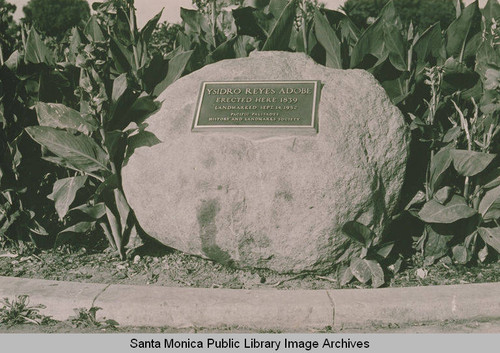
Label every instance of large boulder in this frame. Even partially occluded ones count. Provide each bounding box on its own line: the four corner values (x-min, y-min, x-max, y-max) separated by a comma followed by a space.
122, 51, 409, 272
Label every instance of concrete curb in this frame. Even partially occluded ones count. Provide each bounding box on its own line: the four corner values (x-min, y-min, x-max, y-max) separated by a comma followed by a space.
1, 276, 499, 330
328, 282, 500, 329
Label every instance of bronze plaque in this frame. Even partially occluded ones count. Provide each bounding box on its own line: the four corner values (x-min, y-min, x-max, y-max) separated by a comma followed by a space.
192, 81, 320, 132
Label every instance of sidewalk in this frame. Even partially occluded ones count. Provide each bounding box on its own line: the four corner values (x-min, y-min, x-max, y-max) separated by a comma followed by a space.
1, 276, 499, 330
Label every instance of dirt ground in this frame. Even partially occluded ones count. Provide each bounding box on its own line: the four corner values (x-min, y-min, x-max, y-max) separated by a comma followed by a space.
1, 242, 499, 291
1, 318, 500, 334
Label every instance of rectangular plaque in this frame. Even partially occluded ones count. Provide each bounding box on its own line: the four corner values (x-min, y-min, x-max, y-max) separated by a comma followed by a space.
192, 81, 320, 133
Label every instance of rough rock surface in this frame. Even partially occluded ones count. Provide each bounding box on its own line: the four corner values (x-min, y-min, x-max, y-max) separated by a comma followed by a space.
122, 51, 409, 272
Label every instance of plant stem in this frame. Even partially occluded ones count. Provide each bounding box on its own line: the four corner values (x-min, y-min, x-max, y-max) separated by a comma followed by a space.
464, 176, 470, 200
129, 4, 140, 71
211, 0, 217, 48
301, 1, 308, 53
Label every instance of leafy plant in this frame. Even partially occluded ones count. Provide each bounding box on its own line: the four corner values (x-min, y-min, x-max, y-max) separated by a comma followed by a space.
0, 295, 53, 325
69, 306, 118, 329
14, 0, 195, 259
339, 221, 397, 288
1, 26, 62, 249
404, 0, 500, 266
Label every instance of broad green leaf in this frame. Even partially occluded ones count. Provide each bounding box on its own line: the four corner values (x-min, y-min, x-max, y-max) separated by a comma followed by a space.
42, 156, 85, 173
153, 50, 193, 97
180, 8, 202, 36
479, 185, 500, 217
478, 245, 488, 262
109, 35, 133, 73
125, 95, 160, 126
141, 10, 163, 43
85, 16, 105, 42
342, 221, 375, 247
376, 242, 394, 259
114, 7, 134, 47
5, 50, 20, 71
350, 17, 387, 68
26, 218, 48, 236
70, 203, 106, 219
349, 257, 371, 284
461, 32, 482, 63
114, 188, 132, 236
24, 28, 54, 65
477, 227, 500, 253
464, 231, 478, 254
25, 126, 109, 173
140, 55, 169, 93
262, 0, 297, 51
0, 209, 21, 234
418, 194, 476, 223
108, 75, 140, 131
112, 74, 129, 103
429, 149, 453, 194
383, 22, 407, 71
452, 245, 469, 264
445, 1, 481, 62
433, 186, 454, 205
442, 126, 462, 143
450, 149, 496, 177
413, 23, 444, 75
68, 27, 86, 65
58, 221, 95, 237
423, 224, 453, 262
365, 259, 385, 288
321, 8, 347, 28
105, 204, 123, 255
232, 7, 267, 39
269, 0, 288, 18
484, 200, 500, 221
340, 266, 354, 286
339, 16, 360, 46
35, 102, 97, 135
404, 190, 426, 210
208, 37, 239, 63
104, 131, 127, 167
314, 9, 342, 69
124, 130, 161, 165
93, 175, 119, 202
48, 176, 88, 220
350, 1, 399, 68
381, 74, 412, 104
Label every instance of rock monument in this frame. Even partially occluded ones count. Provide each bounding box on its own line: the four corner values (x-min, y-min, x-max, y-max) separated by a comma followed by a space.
122, 51, 409, 272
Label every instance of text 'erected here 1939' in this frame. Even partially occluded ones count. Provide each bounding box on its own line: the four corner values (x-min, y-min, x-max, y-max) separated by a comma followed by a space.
192, 81, 320, 133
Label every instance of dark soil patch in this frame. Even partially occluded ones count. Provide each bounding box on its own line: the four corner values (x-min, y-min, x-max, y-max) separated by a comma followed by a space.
0, 243, 499, 290
2, 318, 500, 334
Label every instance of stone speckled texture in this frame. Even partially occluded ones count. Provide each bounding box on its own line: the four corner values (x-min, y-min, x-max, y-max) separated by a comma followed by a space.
122, 51, 409, 272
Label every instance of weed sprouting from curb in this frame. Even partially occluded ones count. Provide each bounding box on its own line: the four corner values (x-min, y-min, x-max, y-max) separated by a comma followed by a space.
69, 283, 119, 330
69, 306, 119, 330
0, 295, 54, 326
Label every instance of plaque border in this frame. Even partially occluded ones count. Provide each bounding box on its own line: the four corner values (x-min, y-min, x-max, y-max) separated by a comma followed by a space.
192, 80, 320, 132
